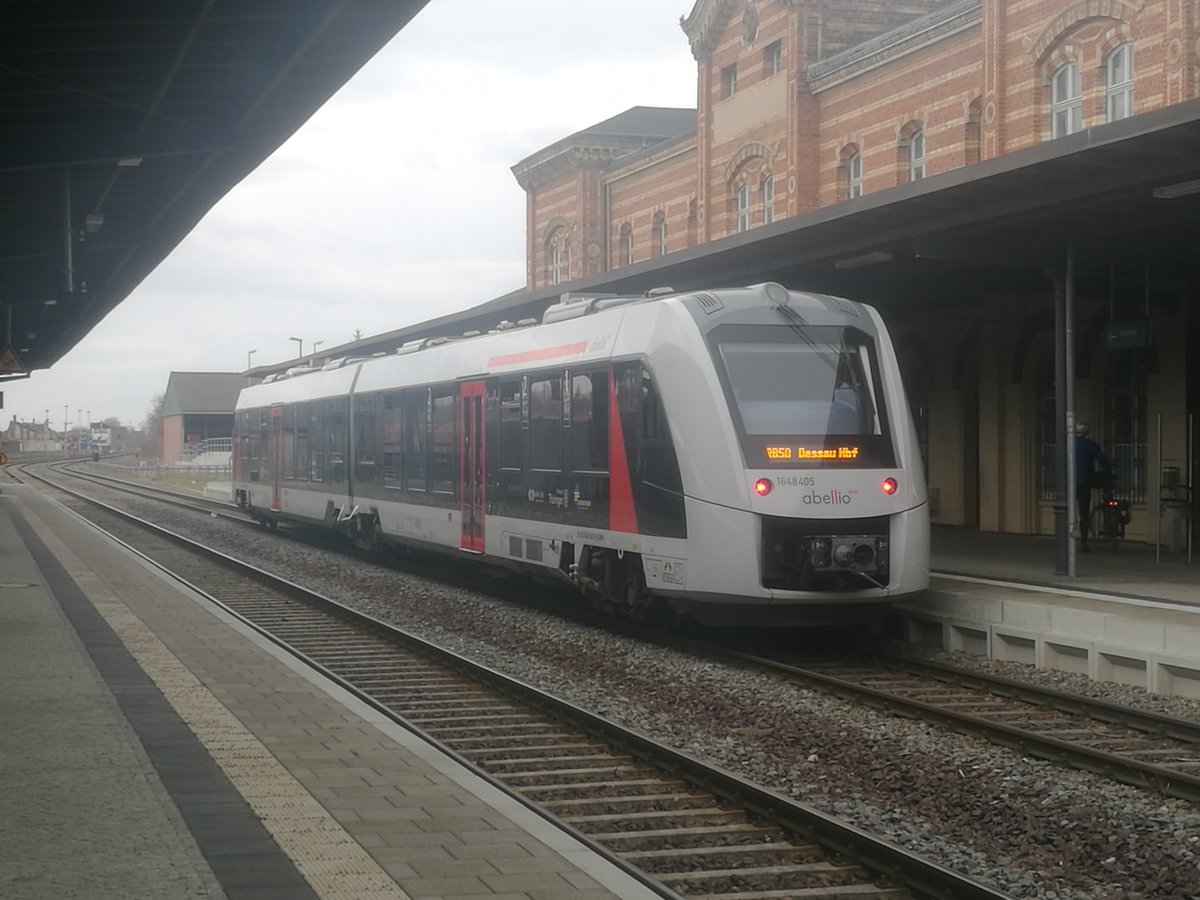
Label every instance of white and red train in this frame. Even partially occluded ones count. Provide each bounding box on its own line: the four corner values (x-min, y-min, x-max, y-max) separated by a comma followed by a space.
233, 283, 929, 626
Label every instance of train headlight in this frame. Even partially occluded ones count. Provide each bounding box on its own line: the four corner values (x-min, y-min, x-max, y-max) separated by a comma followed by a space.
754, 478, 773, 496
881, 477, 898, 495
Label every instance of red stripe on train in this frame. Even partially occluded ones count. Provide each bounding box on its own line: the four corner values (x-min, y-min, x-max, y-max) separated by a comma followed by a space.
607, 372, 638, 534
487, 341, 588, 368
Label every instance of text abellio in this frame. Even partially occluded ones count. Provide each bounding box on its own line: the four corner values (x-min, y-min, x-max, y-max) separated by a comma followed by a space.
803, 490, 852, 505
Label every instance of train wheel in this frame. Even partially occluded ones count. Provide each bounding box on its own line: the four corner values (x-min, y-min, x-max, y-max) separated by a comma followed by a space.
621, 562, 647, 621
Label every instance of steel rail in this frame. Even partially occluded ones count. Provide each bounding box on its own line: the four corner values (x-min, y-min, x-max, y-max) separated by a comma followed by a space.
16, 461, 1010, 900
691, 641, 1200, 804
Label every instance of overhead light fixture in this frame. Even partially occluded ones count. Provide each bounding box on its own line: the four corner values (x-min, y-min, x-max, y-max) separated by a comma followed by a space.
1152, 178, 1200, 199
118, 157, 143, 167
85, 213, 104, 233
835, 250, 893, 269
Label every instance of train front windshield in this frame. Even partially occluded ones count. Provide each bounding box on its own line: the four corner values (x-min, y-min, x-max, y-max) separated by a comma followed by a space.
712, 324, 896, 468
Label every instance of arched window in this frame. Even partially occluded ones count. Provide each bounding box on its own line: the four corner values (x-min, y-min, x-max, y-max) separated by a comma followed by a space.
1106, 43, 1134, 122
906, 128, 925, 182
761, 174, 774, 225
841, 146, 863, 200
652, 212, 667, 257
735, 184, 750, 232
619, 223, 633, 267
1051, 62, 1082, 137
545, 227, 569, 286
965, 98, 982, 164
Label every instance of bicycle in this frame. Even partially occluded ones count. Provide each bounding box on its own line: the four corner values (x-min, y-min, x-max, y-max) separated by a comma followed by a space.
1089, 484, 1131, 553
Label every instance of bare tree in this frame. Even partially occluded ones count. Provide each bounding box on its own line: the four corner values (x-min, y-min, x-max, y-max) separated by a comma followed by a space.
141, 393, 164, 460
353, 328, 363, 341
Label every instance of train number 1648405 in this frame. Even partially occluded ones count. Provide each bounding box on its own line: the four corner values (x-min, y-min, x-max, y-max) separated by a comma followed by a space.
776, 475, 816, 487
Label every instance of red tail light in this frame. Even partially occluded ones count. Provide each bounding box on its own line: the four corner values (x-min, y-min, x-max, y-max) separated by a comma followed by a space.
881, 477, 898, 495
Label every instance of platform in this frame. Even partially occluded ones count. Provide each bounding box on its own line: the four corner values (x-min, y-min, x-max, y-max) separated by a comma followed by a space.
893, 524, 1200, 699
0, 482, 660, 900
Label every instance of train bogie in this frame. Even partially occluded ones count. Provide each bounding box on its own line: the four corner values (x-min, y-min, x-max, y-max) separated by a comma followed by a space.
233, 283, 929, 627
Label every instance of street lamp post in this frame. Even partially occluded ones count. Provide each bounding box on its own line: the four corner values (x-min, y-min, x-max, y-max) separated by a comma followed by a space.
310, 340, 324, 364
247, 349, 257, 386
289, 336, 302, 359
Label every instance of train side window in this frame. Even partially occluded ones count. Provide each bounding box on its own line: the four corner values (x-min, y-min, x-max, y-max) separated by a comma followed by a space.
571, 371, 609, 472
529, 374, 563, 471
326, 397, 347, 484
356, 395, 379, 486
282, 404, 296, 479
295, 403, 309, 481
256, 409, 268, 476
403, 388, 428, 491
430, 387, 456, 494
309, 402, 324, 483
382, 391, 403, 488
498, 377, 523, 471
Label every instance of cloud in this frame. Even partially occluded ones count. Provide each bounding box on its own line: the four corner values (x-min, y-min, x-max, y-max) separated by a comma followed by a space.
6, 0, 696, 430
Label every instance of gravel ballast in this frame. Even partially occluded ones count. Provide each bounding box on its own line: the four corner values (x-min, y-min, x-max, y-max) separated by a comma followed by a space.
96, 492, 1200, 900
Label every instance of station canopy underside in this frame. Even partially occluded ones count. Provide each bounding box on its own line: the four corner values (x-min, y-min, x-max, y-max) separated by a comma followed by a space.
0, 0, 428, 382
332, 97, 1200, 364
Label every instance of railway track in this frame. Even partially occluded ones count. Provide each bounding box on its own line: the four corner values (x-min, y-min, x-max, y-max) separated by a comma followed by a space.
12, 462, 1007, 900
33, 462, 1200, 805
57, 461, 243, 518
697, 640, 1200, 803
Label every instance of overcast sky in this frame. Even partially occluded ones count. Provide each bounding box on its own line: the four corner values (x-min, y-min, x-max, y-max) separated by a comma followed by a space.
6, 0, 697, 432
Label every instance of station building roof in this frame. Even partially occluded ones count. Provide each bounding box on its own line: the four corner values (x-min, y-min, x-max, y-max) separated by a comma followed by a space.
314, 95, 1200, 368
162, 372, 248, 417
0, 0, 429, 382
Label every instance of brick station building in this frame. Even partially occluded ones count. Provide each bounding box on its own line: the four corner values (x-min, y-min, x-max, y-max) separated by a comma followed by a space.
506, 0, 1200, 547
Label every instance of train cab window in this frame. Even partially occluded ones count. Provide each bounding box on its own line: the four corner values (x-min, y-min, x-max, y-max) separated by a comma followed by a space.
639, 368, 683, 494
570, 371, 609, 472
498, 378, 523, 471
403, 389, 428, 491
711, 324, 895, 468
238, 410, 257, 481
529, 374, 563, 471
430, 388, 456, 494
382, 391, 403, 488
356, 395, 379, 486
308, 402, 324, 482
642, 371, 669, 440
282, 404, 296, 479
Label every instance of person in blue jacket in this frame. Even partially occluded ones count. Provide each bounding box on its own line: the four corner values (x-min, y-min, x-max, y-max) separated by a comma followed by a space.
1075, 420, 1112, 551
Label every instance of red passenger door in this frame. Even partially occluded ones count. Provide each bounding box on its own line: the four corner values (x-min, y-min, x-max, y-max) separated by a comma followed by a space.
459, 381, 486, 552
269, 405, 283, 511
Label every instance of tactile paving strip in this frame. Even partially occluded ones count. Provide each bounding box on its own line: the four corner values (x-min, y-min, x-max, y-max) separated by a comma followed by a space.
27, 507, 414, 900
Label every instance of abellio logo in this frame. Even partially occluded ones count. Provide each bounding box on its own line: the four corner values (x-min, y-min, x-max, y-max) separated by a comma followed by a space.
803, 489, 853, 506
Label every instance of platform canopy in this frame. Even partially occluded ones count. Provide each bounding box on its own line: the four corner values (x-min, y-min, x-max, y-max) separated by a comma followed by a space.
0, 0, 429, 382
